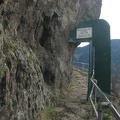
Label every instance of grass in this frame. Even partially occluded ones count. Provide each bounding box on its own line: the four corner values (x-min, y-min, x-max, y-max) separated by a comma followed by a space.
73, 67, 88, 76
68, 77, 75, 92
40, 105, 54, 120
103, 109, 111, 120
60, 76, 76, 100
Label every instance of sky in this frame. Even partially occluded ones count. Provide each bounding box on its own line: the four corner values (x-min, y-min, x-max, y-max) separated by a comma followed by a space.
79, 0, 120, 47
100, 0, 120, 39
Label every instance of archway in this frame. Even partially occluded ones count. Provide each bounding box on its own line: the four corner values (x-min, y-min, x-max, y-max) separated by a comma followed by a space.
69, 19, 111, 98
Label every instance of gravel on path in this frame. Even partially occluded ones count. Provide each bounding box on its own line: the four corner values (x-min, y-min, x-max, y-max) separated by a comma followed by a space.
52, 68, 96, 120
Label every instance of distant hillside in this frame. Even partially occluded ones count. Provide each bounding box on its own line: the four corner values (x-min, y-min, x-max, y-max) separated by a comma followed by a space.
73, 39, 120, 70
111, 40, 120, 68
73, 45, 89, 63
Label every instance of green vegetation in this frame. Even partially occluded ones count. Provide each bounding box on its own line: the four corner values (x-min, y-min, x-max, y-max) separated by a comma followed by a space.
40, 105, 54, 120
0, 67, 3, 76
80, 71, 88, 76
67, 77, 75, 92
60, 90, 67, 99
60, 76, 76, 100
103, 109, 111, 120
74, 68, 88, 76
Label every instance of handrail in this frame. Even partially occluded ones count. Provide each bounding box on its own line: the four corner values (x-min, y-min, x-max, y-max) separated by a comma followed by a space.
89, 83, 98, 118
89, 78, 120, 120
90, 78, 110, 102
73, 61, 120, 119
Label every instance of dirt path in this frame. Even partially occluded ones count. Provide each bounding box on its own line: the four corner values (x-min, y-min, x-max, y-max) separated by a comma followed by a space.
52, 68, 96, 120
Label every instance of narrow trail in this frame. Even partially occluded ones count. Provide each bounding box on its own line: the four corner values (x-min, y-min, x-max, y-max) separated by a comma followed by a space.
52, 68, 96, 120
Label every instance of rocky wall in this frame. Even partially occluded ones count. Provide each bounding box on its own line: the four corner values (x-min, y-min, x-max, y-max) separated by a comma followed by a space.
0, 0, 102, 120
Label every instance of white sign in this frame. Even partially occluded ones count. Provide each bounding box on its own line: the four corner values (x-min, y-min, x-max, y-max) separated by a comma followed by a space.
76, 27, 92, 39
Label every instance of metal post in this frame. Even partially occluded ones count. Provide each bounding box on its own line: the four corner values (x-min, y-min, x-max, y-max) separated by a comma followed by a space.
98, 102, 109, 120
98, 108, 103, 120
93, 79, 97, 105
89, 40, 93, 80
87, 40, 93, 99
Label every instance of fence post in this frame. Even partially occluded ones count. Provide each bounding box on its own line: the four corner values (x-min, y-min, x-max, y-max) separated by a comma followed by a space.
98, 102, 109, 120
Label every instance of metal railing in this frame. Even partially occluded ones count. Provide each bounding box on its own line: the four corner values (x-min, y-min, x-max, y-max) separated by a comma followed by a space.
73, 61, 120, 119
89, 72, 120, 120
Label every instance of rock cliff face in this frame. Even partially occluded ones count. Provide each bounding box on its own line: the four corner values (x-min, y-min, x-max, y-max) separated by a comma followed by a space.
0, 0, 102, 120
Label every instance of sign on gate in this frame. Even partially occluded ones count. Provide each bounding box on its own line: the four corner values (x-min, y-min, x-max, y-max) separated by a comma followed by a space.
76, 27, 92, 39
